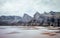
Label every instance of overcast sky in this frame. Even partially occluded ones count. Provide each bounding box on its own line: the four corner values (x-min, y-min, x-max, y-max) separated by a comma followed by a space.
0, 0, 60, 17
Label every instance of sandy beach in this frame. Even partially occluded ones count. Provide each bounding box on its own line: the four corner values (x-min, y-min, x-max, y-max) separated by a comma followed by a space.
0, 26, 60, 38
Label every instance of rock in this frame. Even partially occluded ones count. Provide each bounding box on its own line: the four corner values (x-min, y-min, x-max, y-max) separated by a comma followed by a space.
42, 32, 56, 36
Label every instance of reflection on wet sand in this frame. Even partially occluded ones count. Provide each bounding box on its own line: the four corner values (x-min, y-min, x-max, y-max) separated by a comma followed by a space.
0, 26, 60, 38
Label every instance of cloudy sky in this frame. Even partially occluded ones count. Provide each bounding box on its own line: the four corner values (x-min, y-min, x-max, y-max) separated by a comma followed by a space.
0, 0, 60, 17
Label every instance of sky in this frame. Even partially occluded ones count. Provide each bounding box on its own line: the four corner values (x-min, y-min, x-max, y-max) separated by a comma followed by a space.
0, 0, 60, 17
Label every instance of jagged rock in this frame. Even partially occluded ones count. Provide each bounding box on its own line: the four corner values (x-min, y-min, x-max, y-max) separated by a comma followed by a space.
22, 14, 32, 23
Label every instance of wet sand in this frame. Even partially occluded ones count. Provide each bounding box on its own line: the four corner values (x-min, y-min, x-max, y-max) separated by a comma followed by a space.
0, 26, 60, 38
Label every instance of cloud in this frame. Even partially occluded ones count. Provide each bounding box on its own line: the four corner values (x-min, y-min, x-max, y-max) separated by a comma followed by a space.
0, 0, 60, 16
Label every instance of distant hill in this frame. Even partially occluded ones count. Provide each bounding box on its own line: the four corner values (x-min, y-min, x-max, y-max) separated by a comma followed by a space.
0, 11, 60, 25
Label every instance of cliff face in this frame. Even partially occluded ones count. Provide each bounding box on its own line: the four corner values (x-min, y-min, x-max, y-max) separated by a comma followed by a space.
22, 14, 32, 23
